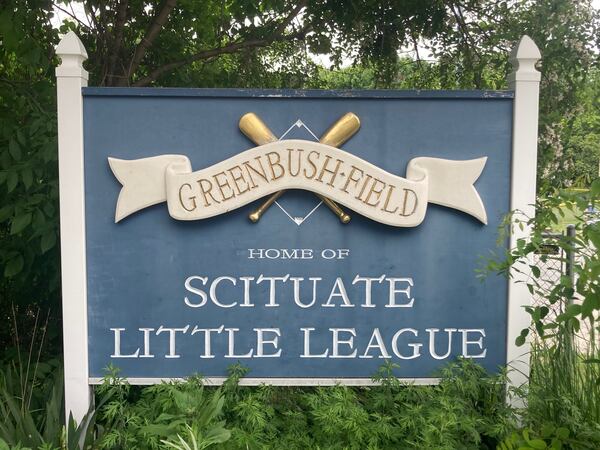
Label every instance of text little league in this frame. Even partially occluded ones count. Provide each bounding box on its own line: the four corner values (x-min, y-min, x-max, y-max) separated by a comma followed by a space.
108, 248, 488, 363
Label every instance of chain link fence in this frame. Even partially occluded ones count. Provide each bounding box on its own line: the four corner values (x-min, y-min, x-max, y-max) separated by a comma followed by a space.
533, 227, 597, 351
532, 231, 565, 318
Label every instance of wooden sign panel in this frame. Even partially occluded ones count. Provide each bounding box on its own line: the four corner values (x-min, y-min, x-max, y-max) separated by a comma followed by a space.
83, 88, 511, 381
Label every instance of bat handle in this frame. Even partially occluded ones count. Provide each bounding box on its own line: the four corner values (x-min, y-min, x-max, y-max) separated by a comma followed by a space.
318, 194, 351, 224
249, 190, 285, 222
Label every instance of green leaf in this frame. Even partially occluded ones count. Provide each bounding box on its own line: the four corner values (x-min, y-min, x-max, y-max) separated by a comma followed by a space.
33, 208, 45, 229
7, 171, 18, 192
0, 205, 12, 222
588, 229, 600, 250
41, 230, 56, 253
527, 439, 548, 449
515, 335, 526, 346
540, 424, 554, 438
555, 427, 569, 440
22, 168, 33, 189
10, 212, 32, 234
9, 137, 21, 161
16, 129, 26, 146
531, 266, 541, 278
43, 202, 55, 217
591, 178, 600, 197
564, 303, 581, 318
581, 295, 596, 318
4, 254, 24, 277
527, 283, 534, 294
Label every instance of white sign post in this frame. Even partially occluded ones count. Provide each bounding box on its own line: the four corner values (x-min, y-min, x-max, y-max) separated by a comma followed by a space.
506, 35, 542, 407
56, 31, 91, 423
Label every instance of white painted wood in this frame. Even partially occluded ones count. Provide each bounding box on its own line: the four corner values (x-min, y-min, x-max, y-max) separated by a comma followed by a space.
55, 31, 90, 424
506, 35, 542, 407
88, 377, 441, 386
109, 145, 488, 226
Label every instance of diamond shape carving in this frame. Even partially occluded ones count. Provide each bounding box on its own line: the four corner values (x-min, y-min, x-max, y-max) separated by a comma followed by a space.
273, 120, 323, 226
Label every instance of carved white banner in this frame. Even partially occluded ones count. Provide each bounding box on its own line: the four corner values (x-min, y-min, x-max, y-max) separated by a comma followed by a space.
109, 139, 487, 227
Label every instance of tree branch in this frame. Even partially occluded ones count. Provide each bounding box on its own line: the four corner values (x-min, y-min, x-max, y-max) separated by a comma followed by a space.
120, 0, 178, 86
132, 3, 309, 87
132, 34, 300, 87
274, 0, 306, 34
107, 0, 129, 85
52, 2, 91, 30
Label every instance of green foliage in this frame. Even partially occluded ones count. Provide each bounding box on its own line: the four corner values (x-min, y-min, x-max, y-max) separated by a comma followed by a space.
322, 1, 600, 187
0, 358, 518, 449
0, 359, 62, 448
196, 360, 511, 449
521, 338, 600, 449
94, 367, 230, 450
0, 0, 62, 355
484, 182, 600, 449
487, 184, 600, 336
499, 426, 572, 450
0, 354, 595, 449
560, 70, 600, 188
161, 424, 230, 450
0, 358, 108, 450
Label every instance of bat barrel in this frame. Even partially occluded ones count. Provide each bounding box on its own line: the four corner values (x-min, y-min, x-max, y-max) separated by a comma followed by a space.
239, 113, 278, 145
320, 112, 361, 148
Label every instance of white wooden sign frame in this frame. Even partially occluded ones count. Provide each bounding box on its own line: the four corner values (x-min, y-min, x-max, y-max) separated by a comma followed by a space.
55, 32, 541, 422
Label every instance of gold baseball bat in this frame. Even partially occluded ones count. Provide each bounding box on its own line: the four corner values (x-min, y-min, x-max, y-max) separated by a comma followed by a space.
241, 112, 360, 223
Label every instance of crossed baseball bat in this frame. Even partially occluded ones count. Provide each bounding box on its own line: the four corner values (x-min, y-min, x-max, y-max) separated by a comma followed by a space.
239, 112, 361, 223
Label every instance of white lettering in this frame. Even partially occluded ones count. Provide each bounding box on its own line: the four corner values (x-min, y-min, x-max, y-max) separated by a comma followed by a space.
110, 328, 140, 358
300, 327, 329, 358
330, 328, 357, 358
184, 276, 208, 308
256, 274, 290, 307
426, 328, 457, 360
386, 277, 414, 307
391, 328, 422, 359
254, 328, 282, 357
156, 325, 190, 358
290, 276, 321, 308
224, 328, 253, 358
459, 329, 487, 358
322, 277, 353, 307
360, 328, 391, 359
352, 274, 385, 308
191, 325, 224, 358
209, 276, 238, 308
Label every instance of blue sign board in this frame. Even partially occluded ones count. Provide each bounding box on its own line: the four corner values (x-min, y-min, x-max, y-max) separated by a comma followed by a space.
83, 88, 513, 381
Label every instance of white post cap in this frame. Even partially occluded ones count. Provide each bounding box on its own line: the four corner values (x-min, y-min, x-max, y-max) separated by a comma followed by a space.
56, 31, 88, 79
508, 35, 541, 85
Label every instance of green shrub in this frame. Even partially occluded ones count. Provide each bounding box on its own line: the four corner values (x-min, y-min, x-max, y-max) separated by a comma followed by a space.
94, 368, 230, 450
89, 359, 513, 450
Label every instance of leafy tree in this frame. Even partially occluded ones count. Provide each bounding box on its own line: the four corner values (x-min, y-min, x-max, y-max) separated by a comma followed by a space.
0, 0, 61, 354
419, 0, 600, 188
558, 68, 600, 187
55, 0, 451, 88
